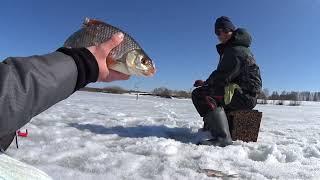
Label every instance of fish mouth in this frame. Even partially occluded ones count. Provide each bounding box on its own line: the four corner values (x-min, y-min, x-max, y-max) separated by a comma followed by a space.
143, 68, 156, 76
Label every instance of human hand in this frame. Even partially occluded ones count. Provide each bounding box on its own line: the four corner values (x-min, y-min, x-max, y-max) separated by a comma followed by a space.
87, 32, 130, 82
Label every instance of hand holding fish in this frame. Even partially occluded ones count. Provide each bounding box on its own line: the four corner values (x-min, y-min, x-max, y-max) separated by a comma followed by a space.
65, 18, 156, 77
87, 32, 130, 82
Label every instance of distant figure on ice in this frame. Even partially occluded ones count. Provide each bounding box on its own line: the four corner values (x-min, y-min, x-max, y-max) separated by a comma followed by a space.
192, 16, 262, 147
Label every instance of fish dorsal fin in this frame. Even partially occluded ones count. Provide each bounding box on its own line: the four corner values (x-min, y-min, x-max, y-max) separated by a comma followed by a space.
83, 17, 106, 27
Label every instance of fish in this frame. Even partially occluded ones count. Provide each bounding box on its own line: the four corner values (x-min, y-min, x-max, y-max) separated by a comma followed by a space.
64, 17, 156, 77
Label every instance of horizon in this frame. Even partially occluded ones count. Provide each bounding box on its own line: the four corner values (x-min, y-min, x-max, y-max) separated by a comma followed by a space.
85, 86, 320, 94
1, 0, 319, 92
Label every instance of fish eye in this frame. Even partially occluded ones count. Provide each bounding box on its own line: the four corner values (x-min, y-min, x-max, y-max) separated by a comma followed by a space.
141, 57, 150, 66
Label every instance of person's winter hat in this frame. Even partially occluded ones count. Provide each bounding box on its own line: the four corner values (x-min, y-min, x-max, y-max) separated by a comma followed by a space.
215, 16, 236, 35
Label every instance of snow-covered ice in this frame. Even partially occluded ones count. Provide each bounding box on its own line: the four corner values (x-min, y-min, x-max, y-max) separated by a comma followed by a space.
6, 91, 320, 179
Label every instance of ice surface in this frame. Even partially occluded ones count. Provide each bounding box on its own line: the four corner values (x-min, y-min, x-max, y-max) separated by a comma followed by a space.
6, 92, 320, 180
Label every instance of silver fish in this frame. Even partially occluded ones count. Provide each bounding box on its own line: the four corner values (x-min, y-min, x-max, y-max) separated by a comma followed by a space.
64, 18, 156, 77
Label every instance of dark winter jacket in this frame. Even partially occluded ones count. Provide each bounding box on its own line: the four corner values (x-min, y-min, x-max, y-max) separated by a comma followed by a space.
205, 28, 262, 97
0, 48, 98, 151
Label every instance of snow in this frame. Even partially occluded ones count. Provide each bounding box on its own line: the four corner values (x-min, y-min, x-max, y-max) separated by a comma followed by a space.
6, 91, 320, 180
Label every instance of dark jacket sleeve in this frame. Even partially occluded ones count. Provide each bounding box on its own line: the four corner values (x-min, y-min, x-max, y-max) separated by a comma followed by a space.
0, 49, 98, 138
205, 48, 241, 89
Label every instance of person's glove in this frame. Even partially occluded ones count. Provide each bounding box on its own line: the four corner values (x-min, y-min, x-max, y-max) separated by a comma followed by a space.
193, 80, 205, 87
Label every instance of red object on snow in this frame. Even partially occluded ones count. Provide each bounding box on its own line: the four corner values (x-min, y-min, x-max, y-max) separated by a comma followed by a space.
17, 129, 28, 137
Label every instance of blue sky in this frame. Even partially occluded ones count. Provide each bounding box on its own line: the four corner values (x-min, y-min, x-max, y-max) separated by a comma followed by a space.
0, 0, 319, 92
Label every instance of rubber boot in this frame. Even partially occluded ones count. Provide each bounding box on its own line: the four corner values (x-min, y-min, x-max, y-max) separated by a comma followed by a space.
199, 122, 210, 132
199, 107, 233, 147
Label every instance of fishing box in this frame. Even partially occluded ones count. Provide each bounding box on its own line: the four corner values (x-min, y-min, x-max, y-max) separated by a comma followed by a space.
226, 110, 262, 142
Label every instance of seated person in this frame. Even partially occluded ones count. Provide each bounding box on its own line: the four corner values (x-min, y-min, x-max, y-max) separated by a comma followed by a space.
192, 16, 262, 147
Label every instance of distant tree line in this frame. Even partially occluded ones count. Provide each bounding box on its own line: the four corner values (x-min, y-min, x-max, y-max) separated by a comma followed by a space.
81, 87, 319, 102
152, 87, 191, 99
80, 86, 192, 99
258, 88, 320, 101
80, 86, 128, 94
